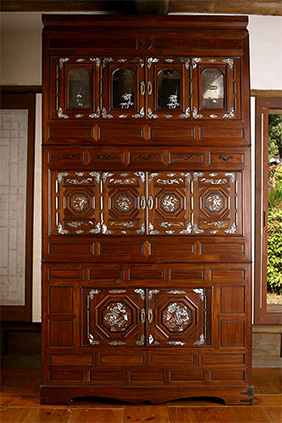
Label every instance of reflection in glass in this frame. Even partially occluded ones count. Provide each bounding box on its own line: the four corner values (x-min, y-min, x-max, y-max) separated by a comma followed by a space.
112, 68, 136, 109
157, 69, 181, 110
68, 68, 91, 109
202, 69, 224, 109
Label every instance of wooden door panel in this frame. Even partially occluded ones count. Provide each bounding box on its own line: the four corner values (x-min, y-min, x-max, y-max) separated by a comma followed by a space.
147, 288, 211, 347
102, 171, 146, 235
82, 288, 145, 347
148, 172, 192, 235
192, 171, 242, 235
50, 170, 101, 235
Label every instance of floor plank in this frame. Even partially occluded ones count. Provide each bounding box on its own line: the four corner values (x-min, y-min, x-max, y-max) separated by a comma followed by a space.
253, 367, 282, 394
264, 406, 282, 423
0, 367, 281, 423
69, 408, 124, 423
124, 405, 170, 423
168, 406, 272, 423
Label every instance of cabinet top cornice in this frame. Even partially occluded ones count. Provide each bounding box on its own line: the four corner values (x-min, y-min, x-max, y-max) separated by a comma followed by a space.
42, 14, 248, 31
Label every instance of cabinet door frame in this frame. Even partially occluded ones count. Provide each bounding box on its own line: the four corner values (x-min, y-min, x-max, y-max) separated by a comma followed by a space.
101, 56, 145, 119
82, 288, 145, 347
53, 56, 100, 120
191, 57, 241, 120
146, 57, 190, 120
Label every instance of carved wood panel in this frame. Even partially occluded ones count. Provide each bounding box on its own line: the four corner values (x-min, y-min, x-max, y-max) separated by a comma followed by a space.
82, 288, 145, 347
148, 172, 192, 235
51, 170, 101, 235
147, 288, 211, 348
192, 171, 242, 235
102, 171, 146, 235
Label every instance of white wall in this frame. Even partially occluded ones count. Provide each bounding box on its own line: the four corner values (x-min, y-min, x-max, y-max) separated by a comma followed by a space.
0, 12, 281, 322
249, 16, 282, 90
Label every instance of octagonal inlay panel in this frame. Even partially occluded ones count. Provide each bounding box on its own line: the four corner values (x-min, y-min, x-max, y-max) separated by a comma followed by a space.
202, 189, 228, 216
69, 192, 90, 213
102, 301, 132, 332
113, 192, 135, 214
162, 301, 192, 332
159, 193, 181, 214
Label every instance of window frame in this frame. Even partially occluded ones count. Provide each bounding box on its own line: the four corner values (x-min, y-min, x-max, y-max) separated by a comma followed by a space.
0, 86, 40, 322
254, 93, 282, 324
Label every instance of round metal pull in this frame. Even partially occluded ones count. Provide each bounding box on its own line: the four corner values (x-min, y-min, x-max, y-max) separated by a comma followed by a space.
148, 309, 153, 324
140, 195, 146, 210
148, 195, 154, 210
147, 81, 153, 96
140, 81, 146, 96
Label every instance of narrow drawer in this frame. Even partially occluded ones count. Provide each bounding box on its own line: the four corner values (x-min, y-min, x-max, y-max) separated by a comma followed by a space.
210, 152, 245, 165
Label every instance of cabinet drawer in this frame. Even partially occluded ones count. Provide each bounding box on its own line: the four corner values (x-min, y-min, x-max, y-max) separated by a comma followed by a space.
47, 148, 86, 166
210, 152, 245, 165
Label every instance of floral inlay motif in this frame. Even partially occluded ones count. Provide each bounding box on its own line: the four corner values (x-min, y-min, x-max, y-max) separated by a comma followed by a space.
162, 195, 178, 212
103, 302, 130, 332
72, 196, 88, 211
120, 93, 134, 109
116, 195, 132, 211
162, 302, 190, 332
205, 194, 223, 212
167, 94, 179, 109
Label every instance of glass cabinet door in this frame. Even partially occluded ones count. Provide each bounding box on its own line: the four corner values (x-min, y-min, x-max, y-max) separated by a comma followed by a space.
146, 57, 190, 119
102, 57, 145, 119
54, 57, 100, 119
191, 57, 240, 119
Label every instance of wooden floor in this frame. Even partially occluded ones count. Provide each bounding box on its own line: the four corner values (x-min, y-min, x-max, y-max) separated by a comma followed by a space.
0, 367, 281, 422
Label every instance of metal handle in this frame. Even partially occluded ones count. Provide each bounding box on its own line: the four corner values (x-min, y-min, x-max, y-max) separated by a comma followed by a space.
140, 81, 146, 96
148, 309, 153, 324
140, 308, 146, 324
140, 195, 146, 210
148, 195, 154, 210
147, 81, 153, 96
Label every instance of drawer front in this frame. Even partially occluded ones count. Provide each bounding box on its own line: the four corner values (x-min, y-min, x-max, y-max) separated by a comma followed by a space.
45, 146, 249, 170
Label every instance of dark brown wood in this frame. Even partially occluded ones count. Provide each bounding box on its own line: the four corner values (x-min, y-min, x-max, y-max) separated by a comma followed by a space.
41, 15, 252, 405
254, 94, 282, 325
169, 0, 282, 16
0, 90, 36, 323
1, 0, 281, 15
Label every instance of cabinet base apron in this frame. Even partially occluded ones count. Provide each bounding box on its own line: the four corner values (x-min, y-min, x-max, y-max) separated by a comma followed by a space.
40, 385, 254, 405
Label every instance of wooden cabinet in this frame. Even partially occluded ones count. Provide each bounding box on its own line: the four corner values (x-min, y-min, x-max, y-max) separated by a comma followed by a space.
41, 15, 253, 405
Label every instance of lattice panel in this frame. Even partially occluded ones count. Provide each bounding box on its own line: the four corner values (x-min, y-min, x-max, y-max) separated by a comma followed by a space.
0, 110, 28, 306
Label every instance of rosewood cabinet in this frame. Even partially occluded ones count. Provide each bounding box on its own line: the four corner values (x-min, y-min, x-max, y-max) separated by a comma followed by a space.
41, 15, 253, 405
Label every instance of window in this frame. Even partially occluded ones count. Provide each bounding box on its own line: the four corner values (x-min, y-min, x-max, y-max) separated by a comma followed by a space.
254, 95, 282, 324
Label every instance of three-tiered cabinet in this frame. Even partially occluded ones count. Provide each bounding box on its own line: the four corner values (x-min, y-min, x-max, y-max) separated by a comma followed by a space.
41, 15, 253, 404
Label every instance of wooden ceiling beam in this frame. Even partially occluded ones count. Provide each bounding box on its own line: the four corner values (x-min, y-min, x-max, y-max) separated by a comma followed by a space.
1, 0, 281, 16
168, 0, 282, 16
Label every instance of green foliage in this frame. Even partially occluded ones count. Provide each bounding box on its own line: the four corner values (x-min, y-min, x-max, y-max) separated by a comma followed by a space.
275, 163, 282, 183
267, 207, 282, 294
268, 181, 282, 208
268, 114, 282, 160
